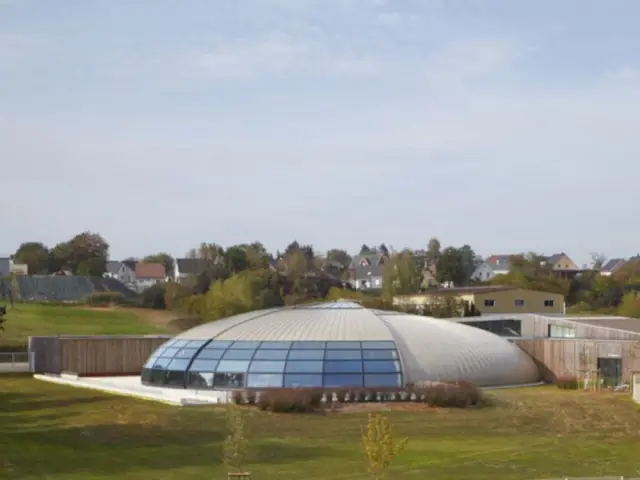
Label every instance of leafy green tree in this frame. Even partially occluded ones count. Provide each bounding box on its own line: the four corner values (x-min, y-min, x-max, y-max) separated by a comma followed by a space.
435, 247, 466, 286
326, 248, 352, 270
49, 232, 108, 275
13, 242, 50, 274
381, 251, 420, 304
224, 246, 249, 274
426, 237, 441, 263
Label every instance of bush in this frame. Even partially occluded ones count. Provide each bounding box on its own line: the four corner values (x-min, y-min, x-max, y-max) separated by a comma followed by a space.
556, 376, 579, 389
140, 283, 166, 309
255, 389, 324, 413
84, 292, 127, 306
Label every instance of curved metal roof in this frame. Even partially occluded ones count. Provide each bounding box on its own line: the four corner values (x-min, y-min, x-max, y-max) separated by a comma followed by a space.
174, 300, 539, 386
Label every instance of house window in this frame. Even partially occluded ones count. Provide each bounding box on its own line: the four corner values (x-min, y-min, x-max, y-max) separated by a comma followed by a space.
483, 299, 495, 307
544, 299, 555, 307
514, 299, 525, 307
548, 325, 575, 338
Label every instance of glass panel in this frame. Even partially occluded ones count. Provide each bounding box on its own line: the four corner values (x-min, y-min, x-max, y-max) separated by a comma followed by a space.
324, 361, 363, 373
284, 374, 323, 388
172, 340, 190, 348
287, 349, 325, 360
362, 341, 396, 349
217, 360, 251, 373
323, 374, 363, 388
284, 361, 324, 373
187, 372, 214, 388
258, 341, 292, 349
291, 341, 326, 349
253, 349, 289, 360
214, 372, 245, 388
141, 368, 152, 383
221, 350, 255, 360
162, 347, 180, 358
186, 340, 209, 348
165, 370, 186, 386
364, 374, 402, 388
249, 361, 286, 373
161, 339, 177, 348
144, 356, 158, 369
229, 341, 261, 349
363, 361, 401, 373
325, 350, 362, 360
150, 369, 166, 384
189, 359, 218, 372
196, 349, 226, 360
167, 358, 191, 371
326, 341, 361, 349
362, 350, 399, 360
208, 340, 233, 348
174, 348, 198, 359
247, 373, 284, 388
150, 347, 166, 358
150, 357, 172, 369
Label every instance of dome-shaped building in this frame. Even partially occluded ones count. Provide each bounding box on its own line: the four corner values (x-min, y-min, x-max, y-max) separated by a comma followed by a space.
141, 301, 539, 390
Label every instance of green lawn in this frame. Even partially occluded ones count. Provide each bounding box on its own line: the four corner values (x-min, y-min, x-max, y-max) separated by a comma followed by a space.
0, 304, 172, 349
1, 377, 639, 480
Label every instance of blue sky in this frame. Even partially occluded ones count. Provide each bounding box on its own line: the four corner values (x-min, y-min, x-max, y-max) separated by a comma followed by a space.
1, 0, 639, 265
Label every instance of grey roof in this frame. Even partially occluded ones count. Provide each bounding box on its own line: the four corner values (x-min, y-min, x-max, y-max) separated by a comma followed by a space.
350, 253, 386, 279
174, 300, 539, 386
601, 258, 626, 272
176, 258, 217, 275
485, 255, 511, 272
106, 261, 121, 275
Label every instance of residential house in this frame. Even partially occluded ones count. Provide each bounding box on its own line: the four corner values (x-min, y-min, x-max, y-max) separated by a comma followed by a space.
134, 263, 166, 291
9, 262, 28, 275
470, 255, 512, 282
174, 258, 218, 282
104, 260, 136, 285
543, 252, 581, 278
0, 257, 10, 277
600, 258, 626, 277
349, 252, 387, 290
393, 286, 565, 315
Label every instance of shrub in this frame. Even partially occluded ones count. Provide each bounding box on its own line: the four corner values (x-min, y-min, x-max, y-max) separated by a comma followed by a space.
556, 376, 579, 389
256, 389, 324, 413
84, 292, 127, 306
411, 380, 485, 407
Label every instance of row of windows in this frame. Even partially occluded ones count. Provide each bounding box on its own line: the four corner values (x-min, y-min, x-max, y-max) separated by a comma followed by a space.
150, 346, 399, 363
146, 357, 401, 374
483, 299, 556, 307
161, 339, 397, 351
548, 325, 576, 338
141, 369, 403, 389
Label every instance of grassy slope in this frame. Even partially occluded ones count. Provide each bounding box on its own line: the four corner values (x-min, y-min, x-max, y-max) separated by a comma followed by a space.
0, 304, 174, 349
0, 378, 639, 480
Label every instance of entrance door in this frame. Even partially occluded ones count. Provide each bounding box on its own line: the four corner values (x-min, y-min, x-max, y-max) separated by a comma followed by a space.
597, 357, 622, 387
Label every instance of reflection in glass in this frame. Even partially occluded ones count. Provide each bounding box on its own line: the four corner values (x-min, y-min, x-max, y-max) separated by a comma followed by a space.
291, 341, 326, 349
248, 361, 286, 373
252, 349, 289, 360
229, 341, 261, 349
362, 349, 399, 360
214, 372, 245, 388
284, 374, 323, 388
326, 341, 361, 349
163, 347, 180, 357
258, 341, 292, 349
167, 358, 191, 371
362, 361, 401, 373
324, 361, 363, 373
325, 349, 362, 360
287, 349, 325, 360
187, 372, 214, 388
221, 350, 255, 360
195, 349, 226, 360
364, 374, 402, 387
217, 360, 251, 373
165, 370, 186, 386
284, 361, 324, 373
247, 373, 284, 388
174, 347, 198, 359
190, 359, 218, 371
323, 374, 363, 388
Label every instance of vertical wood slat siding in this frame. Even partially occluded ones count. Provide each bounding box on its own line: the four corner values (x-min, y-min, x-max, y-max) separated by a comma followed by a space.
29, 336, 62, 374
514, 339, 640, 382
59, 337, 170, 376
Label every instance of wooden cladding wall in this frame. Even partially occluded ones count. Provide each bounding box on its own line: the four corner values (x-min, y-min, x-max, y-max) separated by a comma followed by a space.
29, 336, 171, 375
514, 339, 640, 382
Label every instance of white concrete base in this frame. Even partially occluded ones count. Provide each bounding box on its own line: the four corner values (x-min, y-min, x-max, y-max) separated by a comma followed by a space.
34, 374, 233, 406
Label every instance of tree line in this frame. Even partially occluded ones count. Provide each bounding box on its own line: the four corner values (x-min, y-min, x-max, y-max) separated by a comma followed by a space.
8, 233, 640, 318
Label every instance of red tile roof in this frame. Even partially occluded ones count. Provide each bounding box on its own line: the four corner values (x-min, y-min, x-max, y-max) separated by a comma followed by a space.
135, 262, 166, 279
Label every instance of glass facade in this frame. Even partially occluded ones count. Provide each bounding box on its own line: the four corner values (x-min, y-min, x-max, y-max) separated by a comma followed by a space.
460, 319, 522, 337
141, 339, 403, 390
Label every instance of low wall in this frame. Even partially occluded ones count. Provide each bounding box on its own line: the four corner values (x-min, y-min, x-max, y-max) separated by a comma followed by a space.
29, 335, 172, 375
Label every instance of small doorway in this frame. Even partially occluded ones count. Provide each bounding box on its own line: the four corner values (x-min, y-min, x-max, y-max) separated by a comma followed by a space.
597, 357, 622, 387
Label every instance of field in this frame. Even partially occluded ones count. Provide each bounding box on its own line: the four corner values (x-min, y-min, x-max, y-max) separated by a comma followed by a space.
1, 377, 639, 480
0, 304, 182, 349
